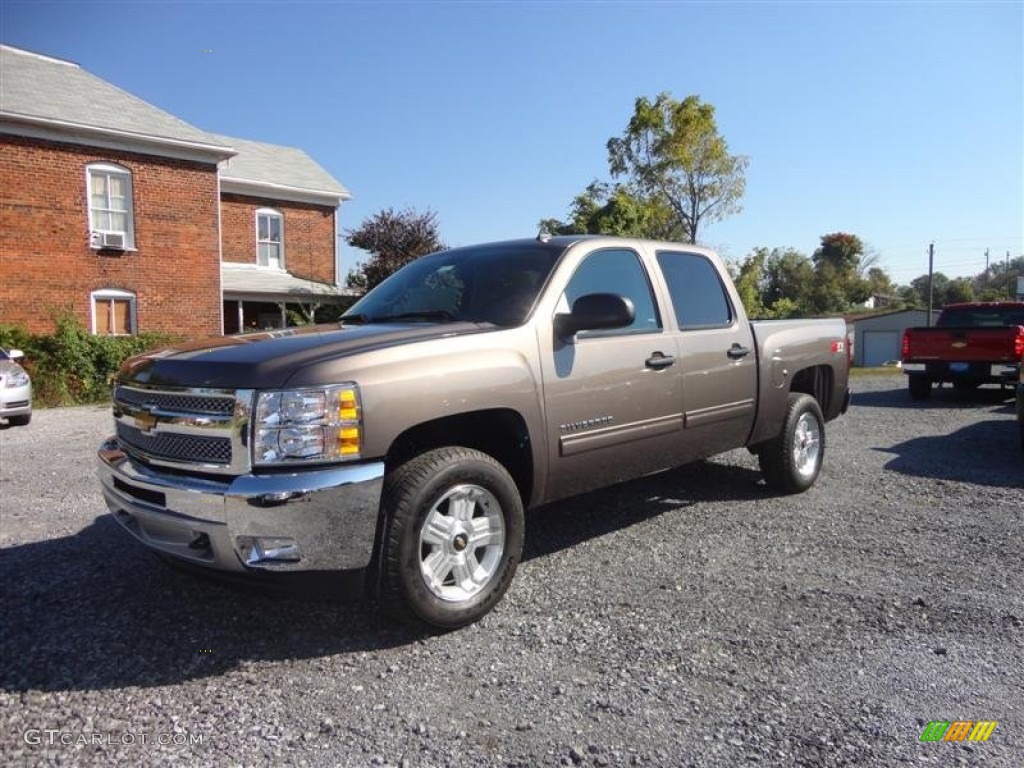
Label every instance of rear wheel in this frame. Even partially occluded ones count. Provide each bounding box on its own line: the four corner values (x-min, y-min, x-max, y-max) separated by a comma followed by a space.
758, 393, 825, 494
379, 447, 524, 629
908, 375, 931, 401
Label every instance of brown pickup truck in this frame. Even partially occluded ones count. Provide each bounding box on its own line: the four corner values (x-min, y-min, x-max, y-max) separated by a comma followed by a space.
901, 302, 1024, 400
98, 235, 851, 628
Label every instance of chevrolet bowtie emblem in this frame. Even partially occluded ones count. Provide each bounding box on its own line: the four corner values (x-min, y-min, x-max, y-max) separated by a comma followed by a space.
951, 341, 967, 348
134, 410, 158, 433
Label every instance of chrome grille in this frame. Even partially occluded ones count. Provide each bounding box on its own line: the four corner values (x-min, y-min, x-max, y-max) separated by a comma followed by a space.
112, 384, 252, 474
116, 422, 232, 464
114, 385, 234, 415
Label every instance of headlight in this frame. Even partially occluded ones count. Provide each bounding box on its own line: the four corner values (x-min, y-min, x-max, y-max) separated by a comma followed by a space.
6, 370, 30, 388
253, 384, 362, 466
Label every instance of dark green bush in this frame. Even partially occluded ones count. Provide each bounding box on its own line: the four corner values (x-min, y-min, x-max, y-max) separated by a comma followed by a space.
0, 314, 174, 407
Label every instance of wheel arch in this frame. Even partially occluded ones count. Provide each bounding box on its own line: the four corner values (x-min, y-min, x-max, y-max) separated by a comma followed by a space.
789, 364, 834, 416
384, 408, 534, 509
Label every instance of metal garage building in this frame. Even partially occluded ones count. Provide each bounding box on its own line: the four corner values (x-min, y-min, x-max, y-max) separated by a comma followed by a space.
847, 309, 941, 367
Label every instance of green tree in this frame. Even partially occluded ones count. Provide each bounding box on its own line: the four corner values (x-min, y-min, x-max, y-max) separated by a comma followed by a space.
865, 267, 896, 300
975, 255, 1023, 300
910, 272, 950, 308
943, 277, 975, 305
731, 247, 813, 319
730, 250, 766, 318
540, 181, 682, 240
605, 93, 748, 243
345, 208, 445, 291
807, 233, 872, 313
762, 247, 815, 312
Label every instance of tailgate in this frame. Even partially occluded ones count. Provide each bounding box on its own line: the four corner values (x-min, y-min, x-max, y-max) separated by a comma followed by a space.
903, 327, 1023, 362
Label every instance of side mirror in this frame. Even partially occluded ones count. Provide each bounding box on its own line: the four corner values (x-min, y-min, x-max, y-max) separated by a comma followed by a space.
8, 349, 24, 361
554, 293, 635, 339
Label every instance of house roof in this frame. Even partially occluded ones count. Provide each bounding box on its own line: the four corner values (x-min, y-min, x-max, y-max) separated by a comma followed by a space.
0, 44, 234, 161
843, 308, 941, 324
209, 132, 352, 205
222, 263, 357, 303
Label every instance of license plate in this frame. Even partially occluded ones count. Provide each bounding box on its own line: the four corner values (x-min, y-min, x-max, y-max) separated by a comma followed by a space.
950, 362, 969, 372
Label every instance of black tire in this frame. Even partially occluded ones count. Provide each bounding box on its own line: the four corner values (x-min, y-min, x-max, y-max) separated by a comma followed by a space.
7, 413, 31, 426
908, 375, 931, 401
758, 393, 825, 494
379, 447, 524, 629
1018, 393, 1024, 451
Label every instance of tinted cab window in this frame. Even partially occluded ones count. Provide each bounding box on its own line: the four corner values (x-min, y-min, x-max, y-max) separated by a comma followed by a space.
563, 248, 661, 335
657, 251, 733, 329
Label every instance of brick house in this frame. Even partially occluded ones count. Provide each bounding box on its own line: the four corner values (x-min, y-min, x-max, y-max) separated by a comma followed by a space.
0, 44, 352, 338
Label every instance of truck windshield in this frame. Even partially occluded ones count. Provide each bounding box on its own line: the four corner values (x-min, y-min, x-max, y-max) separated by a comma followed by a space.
343, 242, 563, 327
937, 306, 1024, 327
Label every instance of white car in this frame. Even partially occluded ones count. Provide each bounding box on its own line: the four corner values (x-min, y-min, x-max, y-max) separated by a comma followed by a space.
0, 348, 32, 426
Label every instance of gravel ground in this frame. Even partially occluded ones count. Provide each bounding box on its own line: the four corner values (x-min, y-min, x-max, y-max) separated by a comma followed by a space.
1, 375, 1022, 767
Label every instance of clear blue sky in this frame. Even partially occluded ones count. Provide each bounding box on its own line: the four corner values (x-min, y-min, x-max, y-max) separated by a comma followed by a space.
3, 0, 1021, 284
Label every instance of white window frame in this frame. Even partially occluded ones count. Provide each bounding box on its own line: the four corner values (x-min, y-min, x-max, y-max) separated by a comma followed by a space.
255, 208, 285, 269
91, 289, 137, 336
86, 163, 135, 249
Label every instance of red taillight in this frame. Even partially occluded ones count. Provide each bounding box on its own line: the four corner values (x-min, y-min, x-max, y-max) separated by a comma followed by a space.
1014, 329, 1024, 359
830, 339, 852, 370
902, 331, 911, 360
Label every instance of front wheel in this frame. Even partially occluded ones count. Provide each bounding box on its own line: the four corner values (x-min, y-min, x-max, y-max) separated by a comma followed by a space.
758, 393, 825, 494
378, 447, 524, 629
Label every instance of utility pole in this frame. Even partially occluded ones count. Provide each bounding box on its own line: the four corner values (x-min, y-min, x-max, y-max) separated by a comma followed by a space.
984, 248, 989, 288
926, 242, 934, 326
1007, 250, 1012, 299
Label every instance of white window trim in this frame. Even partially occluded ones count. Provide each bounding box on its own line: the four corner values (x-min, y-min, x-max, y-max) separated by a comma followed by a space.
255, 207, 285, 270
91, 289, 137, 336
86, 162, 136, 249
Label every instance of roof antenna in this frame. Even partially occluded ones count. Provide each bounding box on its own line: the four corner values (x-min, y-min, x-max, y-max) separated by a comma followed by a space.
536, 225, 551, 243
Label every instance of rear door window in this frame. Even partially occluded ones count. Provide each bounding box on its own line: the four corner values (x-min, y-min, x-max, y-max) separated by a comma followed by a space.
656, 251, 734, 330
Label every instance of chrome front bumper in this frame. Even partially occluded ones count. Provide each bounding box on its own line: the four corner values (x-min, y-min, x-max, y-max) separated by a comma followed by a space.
98, 438, 384, 573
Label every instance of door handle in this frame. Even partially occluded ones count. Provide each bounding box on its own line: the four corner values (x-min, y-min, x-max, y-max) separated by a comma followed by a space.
646, 352, 675, 370
727, 344, 752, 359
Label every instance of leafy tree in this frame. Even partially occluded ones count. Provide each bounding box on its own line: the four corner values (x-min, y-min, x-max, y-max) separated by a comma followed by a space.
807, 233, 871, 313
540, 182, 682, 240
976, 255, 1023, 300
864, 267, 896, 299
345, 208, 445, 291
762, 247, 815, 311
605, 93, 748, 243
944, 277, 975, 305
731, 247, 813, 319
909, 272, 950, 308
897, 284, 921, 308
729, 250, 766, 318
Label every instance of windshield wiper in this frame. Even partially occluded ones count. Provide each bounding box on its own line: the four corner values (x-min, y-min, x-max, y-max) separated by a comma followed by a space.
370, 310, 458, 323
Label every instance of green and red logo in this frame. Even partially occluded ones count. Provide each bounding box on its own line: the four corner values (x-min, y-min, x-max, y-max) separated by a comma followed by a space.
920, 720, 997, 742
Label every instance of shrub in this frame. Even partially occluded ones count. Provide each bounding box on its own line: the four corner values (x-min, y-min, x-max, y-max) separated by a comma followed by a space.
0, 315, 174, 407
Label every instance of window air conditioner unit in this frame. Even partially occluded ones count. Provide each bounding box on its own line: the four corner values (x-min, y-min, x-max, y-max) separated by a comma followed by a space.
91, 231, 126, 250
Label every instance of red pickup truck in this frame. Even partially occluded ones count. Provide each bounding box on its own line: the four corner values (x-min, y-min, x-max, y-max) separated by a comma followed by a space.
901, 302, 1024, 400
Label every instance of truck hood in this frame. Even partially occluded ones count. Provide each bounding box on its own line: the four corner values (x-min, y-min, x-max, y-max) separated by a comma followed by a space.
117, 322, 488, 389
